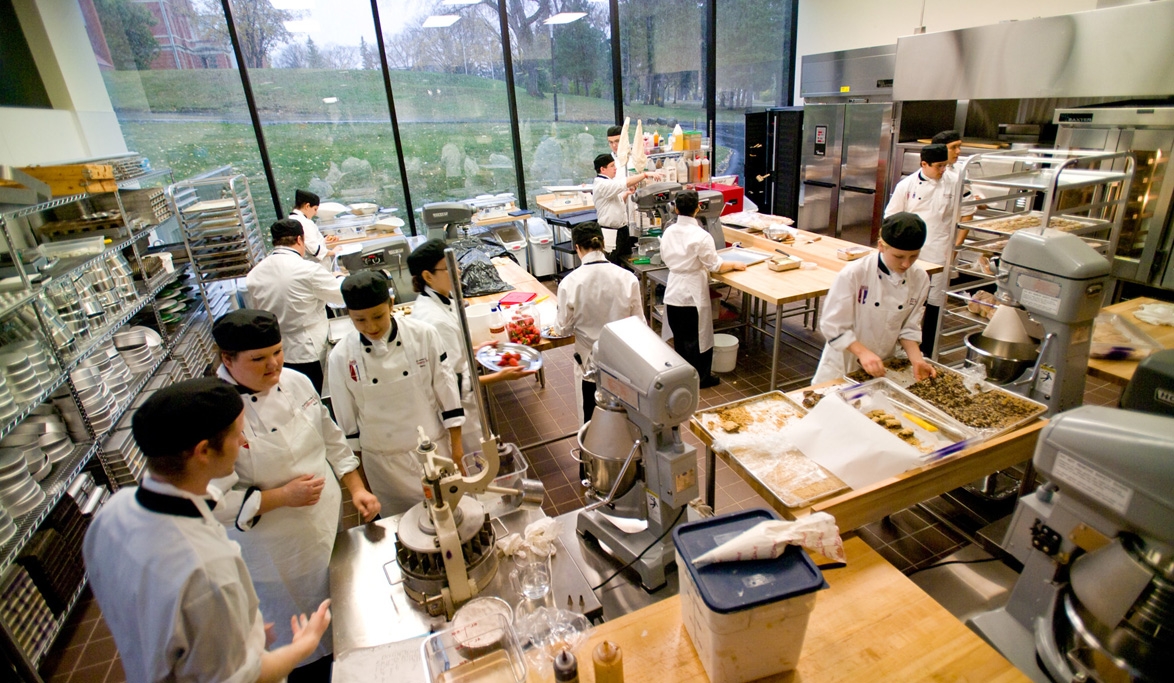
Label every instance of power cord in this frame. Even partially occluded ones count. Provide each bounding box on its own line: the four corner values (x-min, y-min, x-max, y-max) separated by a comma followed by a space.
906, 557, 1000, 577
591, 506, 687, 591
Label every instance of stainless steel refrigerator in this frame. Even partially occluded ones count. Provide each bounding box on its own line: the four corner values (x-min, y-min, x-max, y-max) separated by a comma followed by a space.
797, 103, 893, 246
1055, 106, 1174, 290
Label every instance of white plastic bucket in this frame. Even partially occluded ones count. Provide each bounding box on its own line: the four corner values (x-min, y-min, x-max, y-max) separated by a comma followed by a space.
712, 334, 739, 373
465, 304, 495, 344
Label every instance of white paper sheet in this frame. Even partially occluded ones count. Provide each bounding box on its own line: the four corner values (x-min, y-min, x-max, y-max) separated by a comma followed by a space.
332, 636, 427, 683
784, 395, 923, 489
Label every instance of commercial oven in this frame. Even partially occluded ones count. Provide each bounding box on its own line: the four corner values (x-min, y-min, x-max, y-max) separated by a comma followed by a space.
1055, 106, 1174, 290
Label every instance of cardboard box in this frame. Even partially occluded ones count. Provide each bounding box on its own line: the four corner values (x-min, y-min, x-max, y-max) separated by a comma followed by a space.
20, 164, 117, 196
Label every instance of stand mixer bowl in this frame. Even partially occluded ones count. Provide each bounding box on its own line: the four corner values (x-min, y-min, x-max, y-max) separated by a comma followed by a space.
574, 405, 642, 498
965, 332, 1040, 384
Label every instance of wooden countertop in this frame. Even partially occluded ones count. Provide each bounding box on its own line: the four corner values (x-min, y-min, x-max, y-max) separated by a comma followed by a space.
555, 537, 1027, 683
1087, 297, 1174, 386
536, 193, 595, 217
468, 258, 573, 351
689, 383, 1044, 531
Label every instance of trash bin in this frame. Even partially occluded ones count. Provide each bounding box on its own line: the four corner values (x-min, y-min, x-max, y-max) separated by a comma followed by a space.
527, 218, 556, 277
492, 224, 528, 272
712, 334, 739, 373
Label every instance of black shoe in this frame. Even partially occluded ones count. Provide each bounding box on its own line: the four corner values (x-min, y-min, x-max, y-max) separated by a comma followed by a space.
700, 375, 721, 389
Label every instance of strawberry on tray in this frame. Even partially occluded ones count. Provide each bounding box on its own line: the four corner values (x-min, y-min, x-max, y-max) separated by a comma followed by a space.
475, 342, 543, 373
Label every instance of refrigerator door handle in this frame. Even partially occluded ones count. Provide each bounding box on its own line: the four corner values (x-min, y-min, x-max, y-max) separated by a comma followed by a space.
841, 185, 876, 194
803, 180, 837, 188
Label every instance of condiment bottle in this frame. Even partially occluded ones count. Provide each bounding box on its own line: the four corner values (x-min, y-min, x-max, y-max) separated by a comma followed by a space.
553, 649, 578, 683
489, 305, 508, 343
593, 641, 624, 683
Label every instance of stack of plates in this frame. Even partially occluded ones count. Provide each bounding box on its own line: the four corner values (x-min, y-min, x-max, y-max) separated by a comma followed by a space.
102, 429, 145, 487
1, 352, 42, 406
0, 445, 46, 516
0, 567, 56, 656
50, 389, 90, 443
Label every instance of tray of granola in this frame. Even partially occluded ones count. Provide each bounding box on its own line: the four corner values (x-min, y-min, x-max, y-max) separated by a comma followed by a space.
725, 444, 850, 508
964, 211, 1108, 236
836, 378, 977, 457
693, 391, 808, 442
903, 371, 1046, 437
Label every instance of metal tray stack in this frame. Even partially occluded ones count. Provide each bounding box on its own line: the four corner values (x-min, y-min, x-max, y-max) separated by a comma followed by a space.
0, 567, 56, 659
171, 322, 215, 378
101, 428, 144, 488
177, 193, 264, 283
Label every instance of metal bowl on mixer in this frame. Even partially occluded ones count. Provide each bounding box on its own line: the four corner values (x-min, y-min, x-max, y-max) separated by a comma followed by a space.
572, 406, 642, 499
964, 331, 1039, 384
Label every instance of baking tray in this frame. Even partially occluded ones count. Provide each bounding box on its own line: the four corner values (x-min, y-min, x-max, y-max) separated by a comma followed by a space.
716, 247, 773, 266
694, 392, 850, 508
1091, 313, 1163, 360
845, 357, 956, 388
899, 370, 1047, 439
182, 199, 238, 214
964, 211, 1108, 237
835, 378, 978, 457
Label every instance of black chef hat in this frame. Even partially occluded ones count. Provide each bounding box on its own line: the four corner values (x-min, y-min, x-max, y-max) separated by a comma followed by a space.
270, 218, 304, 241
920, 144, 949, 165
342, 270, 392, 310
881, 212, 927, 251
594, 154, 614, 173
606, 125, 623, 138
572, 222, 605, 249
931, 130, 961, 145
213, 309, 281, 352
294, 189, 320, 208
407, 238, 448, 277
133, 377, 243, 459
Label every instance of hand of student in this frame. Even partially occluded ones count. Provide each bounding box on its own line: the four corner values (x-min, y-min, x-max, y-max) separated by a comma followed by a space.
290, 600, 332, 651
351, 489, 381, 522
282, 474, 325, 508
264, 622, 277, 649
494, 366, 537, 382
857, 349, 886, 377
325, 235, 340, 244
733, 262, 747, 271
912, 357, 937, 382
475, 340, 499, 352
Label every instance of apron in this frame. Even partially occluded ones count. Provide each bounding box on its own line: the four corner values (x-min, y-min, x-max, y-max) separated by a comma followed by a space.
348, 332, 451, 517
812, 265, 911, 384
227, 388, 340, 664
661, 269, 715, 353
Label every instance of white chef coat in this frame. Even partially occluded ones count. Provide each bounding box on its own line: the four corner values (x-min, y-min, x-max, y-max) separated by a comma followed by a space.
552, 251, 644, 420
207, 366, 356, 664
246, 247, 346, 364
290, 209, 329, 263
661, 215, 722, 352
83, 476, 267, 683
409, 288, 485, 453
327, 317, 464, 516
885, 171, 975, 306
593, 174, 629, 251
813, 252, 931, 384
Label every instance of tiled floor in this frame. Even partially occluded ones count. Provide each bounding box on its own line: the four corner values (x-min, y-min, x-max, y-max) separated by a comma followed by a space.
37, 291, 1126, 682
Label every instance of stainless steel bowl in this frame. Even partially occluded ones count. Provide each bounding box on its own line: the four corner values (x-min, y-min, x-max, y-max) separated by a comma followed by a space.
572, 410, 643, 499
964, 332, 1040, 384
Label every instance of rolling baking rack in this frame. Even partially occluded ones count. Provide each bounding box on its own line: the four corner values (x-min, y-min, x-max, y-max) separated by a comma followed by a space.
167, 174, 264, 321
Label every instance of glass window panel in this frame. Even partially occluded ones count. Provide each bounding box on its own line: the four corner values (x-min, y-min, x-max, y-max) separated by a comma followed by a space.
78, 0, 278, 223
236, 0, 408, 223
618, 0, 706, 161
505, 0, 616, 206
374, 0, 519, 220
716, 0, 793, 184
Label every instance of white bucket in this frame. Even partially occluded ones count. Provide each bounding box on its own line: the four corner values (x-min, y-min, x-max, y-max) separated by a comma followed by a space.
711, 334, 739, 373
465, 303, 495, 345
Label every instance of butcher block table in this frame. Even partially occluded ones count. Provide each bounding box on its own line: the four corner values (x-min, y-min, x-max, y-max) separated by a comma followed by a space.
1086, 296, 1174, 386
545, 536, 1027, 683
689, 383, 1044, 531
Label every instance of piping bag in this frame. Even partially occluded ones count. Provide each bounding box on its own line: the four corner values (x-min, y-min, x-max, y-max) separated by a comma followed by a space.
691, 512, 846, 566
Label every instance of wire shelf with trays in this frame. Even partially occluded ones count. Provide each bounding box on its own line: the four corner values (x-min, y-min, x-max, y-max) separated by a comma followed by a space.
30, 574, 88, 666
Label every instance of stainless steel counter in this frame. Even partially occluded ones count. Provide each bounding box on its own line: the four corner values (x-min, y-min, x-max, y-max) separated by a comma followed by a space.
328, 505, 605, 657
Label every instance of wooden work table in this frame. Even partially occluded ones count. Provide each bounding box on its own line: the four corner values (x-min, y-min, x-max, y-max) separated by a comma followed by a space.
690, 382, 1044, 532
554, 537, 1027, 683
1086, 296, 1174, 386
536, 192, 595, 217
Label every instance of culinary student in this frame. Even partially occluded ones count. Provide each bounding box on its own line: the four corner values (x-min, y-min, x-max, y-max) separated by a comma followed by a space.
660, 189, 745, 389
592, 153, 660, 266
245, 218, 346, 394
208, 310, 379, 677
813, 212, 936, 384
289, 189, 337, 266
83, 378, 331, 683
606, 125, 626, 180
884, 143, 974, 358
407, 238, 535, 453
327, 270, 465, 516
932, 129, 985, 245
550, 222, 645, 423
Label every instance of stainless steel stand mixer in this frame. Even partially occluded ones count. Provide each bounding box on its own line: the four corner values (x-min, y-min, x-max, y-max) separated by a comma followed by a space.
573, 316, 699, 590
695, 189, 727, 250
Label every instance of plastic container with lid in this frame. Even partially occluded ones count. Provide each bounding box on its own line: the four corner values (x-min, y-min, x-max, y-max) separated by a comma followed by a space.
672, 508, 827, 683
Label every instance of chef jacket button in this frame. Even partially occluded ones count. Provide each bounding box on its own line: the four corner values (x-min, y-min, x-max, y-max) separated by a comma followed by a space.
372, 378, 379, 384
898, 305, 903, 309
271, 428, 276, 432
365, 348, 371, 353
397, 341, 401, 346
875, 302, 880, 307
251, 396, 257, 402
403, 371, 409, 376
